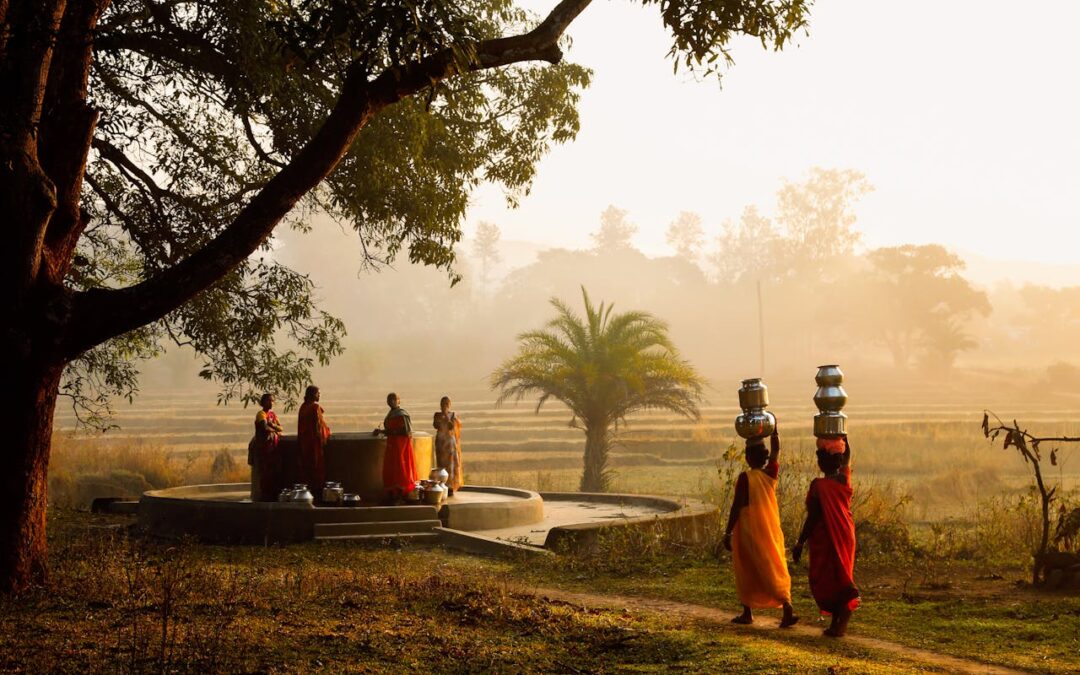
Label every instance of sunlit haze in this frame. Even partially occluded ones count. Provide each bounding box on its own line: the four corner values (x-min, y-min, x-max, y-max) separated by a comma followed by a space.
467, 0, 1080, 268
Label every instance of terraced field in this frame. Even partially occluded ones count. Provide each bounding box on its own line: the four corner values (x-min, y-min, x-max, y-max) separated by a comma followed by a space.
53, 380, 1080, 520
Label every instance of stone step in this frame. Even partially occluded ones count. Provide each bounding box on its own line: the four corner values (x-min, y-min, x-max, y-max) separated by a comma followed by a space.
313, 519, 442, 538
312, 505, 439, 523
314, 532, 441, 544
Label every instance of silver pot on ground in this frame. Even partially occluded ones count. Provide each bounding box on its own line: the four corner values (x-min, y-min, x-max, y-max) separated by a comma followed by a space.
343, 493, 361, 507
290, 484, 314, 505
423, 483, 446, 505
322, 481, 344, 506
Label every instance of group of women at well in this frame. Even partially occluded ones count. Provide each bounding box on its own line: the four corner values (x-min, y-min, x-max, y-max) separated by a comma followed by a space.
247, 388, 463, 504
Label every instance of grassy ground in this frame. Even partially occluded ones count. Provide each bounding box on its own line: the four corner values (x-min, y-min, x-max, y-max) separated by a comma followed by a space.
2, 511, 1077, 673
507, 536, 1080, 673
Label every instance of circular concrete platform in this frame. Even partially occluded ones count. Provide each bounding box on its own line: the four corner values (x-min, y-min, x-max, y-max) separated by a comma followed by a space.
137, 481, 718, 554
138, 483, 546, 543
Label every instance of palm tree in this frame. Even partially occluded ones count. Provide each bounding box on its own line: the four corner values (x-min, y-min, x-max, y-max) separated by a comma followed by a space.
491, 288, 705, 492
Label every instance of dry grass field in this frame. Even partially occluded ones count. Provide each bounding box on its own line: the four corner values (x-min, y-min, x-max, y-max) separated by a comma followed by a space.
28, 378, 1080, 673
51, 377, 1080, 560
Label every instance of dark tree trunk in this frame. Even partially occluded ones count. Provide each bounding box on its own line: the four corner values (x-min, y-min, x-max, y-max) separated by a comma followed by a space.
0, 356, 63, 593
580, 424, 611, 492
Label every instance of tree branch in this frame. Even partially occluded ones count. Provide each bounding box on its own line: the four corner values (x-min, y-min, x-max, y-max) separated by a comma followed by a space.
63, 0, 593, 357
92, 137, 167, 211
241, 112, 287, 169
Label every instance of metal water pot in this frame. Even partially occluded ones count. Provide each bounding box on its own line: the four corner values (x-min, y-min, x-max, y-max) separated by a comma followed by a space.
322, 482, 344, 505
814, 411, 847, 437
813, 384, 848, 412
735, 409, 776, 440
424, 482, 447, 505
433, 467, 450, 485
342, 493, 362, 507
278, 488, 292, 503
737, 378, 769, 410
290, 484, 314, 505
815, 364, 844, 387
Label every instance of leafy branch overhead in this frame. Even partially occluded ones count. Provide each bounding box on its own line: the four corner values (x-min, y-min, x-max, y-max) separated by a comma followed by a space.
67, 0, 807, 418
2, 0, 808, 590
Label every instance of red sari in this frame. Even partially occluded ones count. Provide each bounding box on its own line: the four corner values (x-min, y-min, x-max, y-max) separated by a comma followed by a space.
806, 466, 860, 614
248, 410, 282, 502
297, 401, 330, 492
383, 408, 418, 496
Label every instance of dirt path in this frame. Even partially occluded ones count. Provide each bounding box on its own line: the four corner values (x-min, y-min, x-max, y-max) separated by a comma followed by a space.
522, 586, 1025, 674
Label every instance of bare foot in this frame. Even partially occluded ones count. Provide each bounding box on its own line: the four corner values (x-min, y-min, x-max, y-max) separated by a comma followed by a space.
823, 626, 845, 638
731, 615, 753, 625
779, 614, 799, 628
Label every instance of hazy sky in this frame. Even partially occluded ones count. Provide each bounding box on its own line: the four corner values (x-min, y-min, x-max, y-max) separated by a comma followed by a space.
465, 0, 1080, 265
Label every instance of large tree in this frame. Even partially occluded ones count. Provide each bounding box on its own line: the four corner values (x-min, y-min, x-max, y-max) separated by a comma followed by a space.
491, 288, 704, 491
856, 244, 990, 370
0, 0, 808, 591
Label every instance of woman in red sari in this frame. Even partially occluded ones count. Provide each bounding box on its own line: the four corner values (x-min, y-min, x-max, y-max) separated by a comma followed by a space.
297, 385, 331, 495
793, 435, 860, 637
247, 393, 284, 502
375, 392, 418, 502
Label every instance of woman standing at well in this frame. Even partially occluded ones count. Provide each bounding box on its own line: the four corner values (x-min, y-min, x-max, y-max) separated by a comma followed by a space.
297, 385, 331, 493
433, 396, 463, 495
248, 393, 284, 501
375, 392, 418, 502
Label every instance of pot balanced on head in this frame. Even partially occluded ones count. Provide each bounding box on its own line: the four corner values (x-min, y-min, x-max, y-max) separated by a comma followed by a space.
735, 378, 776, 440
813, 365, 848, 438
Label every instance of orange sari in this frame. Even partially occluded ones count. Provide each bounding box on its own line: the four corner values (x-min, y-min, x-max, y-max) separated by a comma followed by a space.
297, 401, 330, 492
732, 468, 792, 608
383, 408, 418, 496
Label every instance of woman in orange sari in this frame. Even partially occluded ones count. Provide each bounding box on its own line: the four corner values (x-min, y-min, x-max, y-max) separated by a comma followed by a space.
297, 385, 331, 494
433, 396, 463, 495
793, 436, 860, 637
375, 392, 418, 502
248, 393, 284, 501
723, 428, 798, 627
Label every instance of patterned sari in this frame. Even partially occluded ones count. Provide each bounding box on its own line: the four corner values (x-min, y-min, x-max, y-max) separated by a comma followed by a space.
433, 410, 463, 491
248, 409, 282, 501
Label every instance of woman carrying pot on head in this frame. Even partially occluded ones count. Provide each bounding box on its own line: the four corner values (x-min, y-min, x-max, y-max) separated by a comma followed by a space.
374, 392, 418, 503
433, 396, 463, 496
793, 435, 860, 638
248, 393, 285, 502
